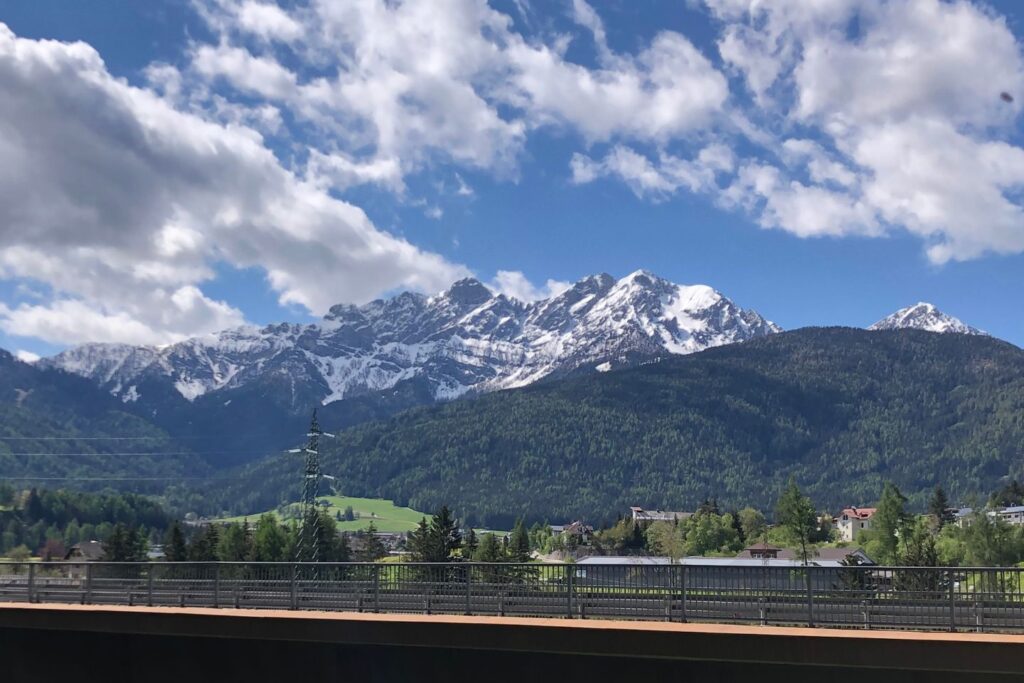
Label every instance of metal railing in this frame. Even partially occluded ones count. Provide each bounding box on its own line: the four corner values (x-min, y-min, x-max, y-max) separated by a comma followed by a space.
1, 561, 1023, 632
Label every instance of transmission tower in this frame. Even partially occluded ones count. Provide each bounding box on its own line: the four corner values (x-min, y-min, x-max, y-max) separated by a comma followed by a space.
289, 409, 334, 563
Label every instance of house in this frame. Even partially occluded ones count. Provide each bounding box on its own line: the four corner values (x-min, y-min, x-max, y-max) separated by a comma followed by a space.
629, 507, 692, 526
559, 521, 594, 543
735, 543, 875, 566
64, 540, 105, 579
994, 506, 1024, 526
953, 507, 973, 528
64, 540, 104, 562
836, 507, 876, 542
736, 542, 784, 559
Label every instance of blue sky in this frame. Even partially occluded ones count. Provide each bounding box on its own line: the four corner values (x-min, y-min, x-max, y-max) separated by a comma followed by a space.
1, 0, 1023, 358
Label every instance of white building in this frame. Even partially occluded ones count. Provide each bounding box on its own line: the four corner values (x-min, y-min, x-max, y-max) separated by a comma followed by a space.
993, 506, 1024, 526
836, 507, 876, 542
629, 507, 692, 525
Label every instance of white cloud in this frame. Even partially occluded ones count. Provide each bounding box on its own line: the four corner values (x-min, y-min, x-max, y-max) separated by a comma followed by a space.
571, 144, 734, 199
14, 349, 40, 364
191, 43, 298, 99
722, 162, 881, 238
188, 0, 728, 190
688, 0, 1024, 262
507, 31, 728, 143
0, 24, 466, 345
490, 271, 570, 302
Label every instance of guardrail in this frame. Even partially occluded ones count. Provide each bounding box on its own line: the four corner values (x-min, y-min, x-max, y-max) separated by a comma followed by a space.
1, 561, 1022, 632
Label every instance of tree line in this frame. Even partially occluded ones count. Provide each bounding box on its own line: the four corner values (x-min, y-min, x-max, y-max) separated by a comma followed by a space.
193, 328, 1024, 526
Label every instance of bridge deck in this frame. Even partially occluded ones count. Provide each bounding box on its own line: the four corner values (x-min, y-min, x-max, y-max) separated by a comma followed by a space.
2, 601, 1024, 679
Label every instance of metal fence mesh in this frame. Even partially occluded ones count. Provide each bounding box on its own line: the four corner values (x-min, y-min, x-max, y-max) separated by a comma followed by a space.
2, 561, 1023, 632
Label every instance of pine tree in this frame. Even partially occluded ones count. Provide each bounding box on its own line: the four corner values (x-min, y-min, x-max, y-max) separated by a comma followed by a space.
356, 521, 388, 562
429, 506, 462, 561
409, 518, 432, 562
928, 485, 952, 528
775, 479, 817, 565
217, 522, 252, 562
473, 533, 504, 562
25, 488, 44, 524
164, 522, 188, 562
509, 519, 530, 562
188, 525, 221, 561
252, 514, 289, 562
463, 528, 478, 558
875, 482, 910, 564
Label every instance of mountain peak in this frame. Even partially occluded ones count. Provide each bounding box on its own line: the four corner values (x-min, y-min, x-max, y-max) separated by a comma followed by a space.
869, 302, 986, 336
443, 277, 493, 305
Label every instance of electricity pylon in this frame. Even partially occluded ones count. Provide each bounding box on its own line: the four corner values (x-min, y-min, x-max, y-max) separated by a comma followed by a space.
287, 409, 334, 563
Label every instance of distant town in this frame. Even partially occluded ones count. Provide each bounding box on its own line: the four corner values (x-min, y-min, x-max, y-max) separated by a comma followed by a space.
6, 478, 1024, 574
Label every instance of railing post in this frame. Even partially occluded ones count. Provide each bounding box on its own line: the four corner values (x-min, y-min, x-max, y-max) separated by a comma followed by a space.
290, 564, 298, 610
213, 564, 221, 608
84, 563, 93, 604
806, 566, 815, 627
465, 566, 472, 616
147, 567, 154, 607
680, 565, 687, 623
27, 563, 35, 603
948, 568, 956, 632
566, 565, 574, 618
373, 564, 381, 613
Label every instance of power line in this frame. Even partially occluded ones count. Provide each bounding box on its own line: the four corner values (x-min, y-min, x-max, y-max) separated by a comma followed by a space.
0, 435, 227, 441
0, 475, 239, 481
0, 450, 264, 456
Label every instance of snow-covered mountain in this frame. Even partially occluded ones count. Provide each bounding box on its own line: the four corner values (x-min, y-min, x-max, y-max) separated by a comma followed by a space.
44, 270, 780, 408
869, 303, 987, 336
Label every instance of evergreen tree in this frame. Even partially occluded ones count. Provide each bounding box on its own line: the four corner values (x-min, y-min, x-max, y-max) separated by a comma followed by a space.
355, 521, 388, 562
188, 525, 221, 561
24, 488, 43, 523
103, 523, 147, 562
217, 522, 252, 562
727, 509, 745, 544
408, 518, 429, 561
430, 505, 462, 561
164, 521, 188, 562
874, 482, 910, 564
738, 507, 766, 542
473, 533, 504, 562
509, 519, 531, 562
463, 528, 478, 558
409, 507, 462, 562
928, 485, 952, 528
252, 514, 290, 562
775, 479, 817, 564
698, 498, 720, 515
990, 479, 1024, 508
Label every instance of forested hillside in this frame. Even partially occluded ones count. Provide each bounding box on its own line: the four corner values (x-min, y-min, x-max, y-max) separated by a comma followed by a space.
0, 350, 209, 490
204, 328, 1024, 527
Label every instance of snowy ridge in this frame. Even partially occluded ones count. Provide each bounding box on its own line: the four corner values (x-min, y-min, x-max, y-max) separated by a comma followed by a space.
869, 303, 987, 336
43, 270, 780, 406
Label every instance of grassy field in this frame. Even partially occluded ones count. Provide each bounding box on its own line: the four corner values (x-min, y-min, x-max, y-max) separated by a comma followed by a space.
216, 495, 428, 533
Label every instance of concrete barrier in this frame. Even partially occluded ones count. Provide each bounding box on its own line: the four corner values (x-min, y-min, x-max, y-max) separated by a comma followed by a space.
2, 602, 1022, 682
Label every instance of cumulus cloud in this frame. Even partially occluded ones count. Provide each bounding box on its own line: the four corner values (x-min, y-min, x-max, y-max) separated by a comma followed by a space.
490, 271, 571, 302
577, 0, 1024, 263
187, 0, 729, 185
14, 349, 40, 364
0, 24, 466, 345
572, 144, 734, 199
4, 0, 1024, 349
